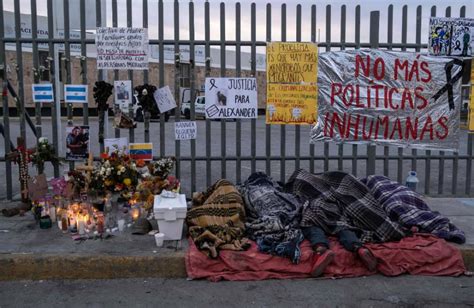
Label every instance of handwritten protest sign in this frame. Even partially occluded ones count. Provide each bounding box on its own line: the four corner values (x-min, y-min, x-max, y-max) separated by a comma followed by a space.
266, 42, 318, 125
96, 27, 148, 70
312, 50, 463, 151
175, 121, 197, 140
428, 17, 474, 57
205, 78, 257, 119
153, 86, 177, 113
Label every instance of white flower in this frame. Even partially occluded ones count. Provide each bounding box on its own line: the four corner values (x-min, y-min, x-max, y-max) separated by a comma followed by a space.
38, 137, 48, 144
142, 89, 148, 96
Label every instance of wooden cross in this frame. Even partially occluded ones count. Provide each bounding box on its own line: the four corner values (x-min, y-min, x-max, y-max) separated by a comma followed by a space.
6, 137, 30, 203
75, 153, 94, 190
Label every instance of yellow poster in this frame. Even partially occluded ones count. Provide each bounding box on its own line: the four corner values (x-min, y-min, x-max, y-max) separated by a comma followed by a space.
470, 59, 474, 132
266, 42, 318, 125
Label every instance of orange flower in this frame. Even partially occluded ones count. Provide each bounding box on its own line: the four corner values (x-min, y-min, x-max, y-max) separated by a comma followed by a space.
100, 152, 109, 159
136, 159, 146, 168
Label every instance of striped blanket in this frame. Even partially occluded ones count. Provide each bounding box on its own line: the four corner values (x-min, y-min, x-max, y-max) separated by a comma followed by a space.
187, 180, 250, 258
239, 173, 304, 264
285, 169, 407, 243
363, 175, 465, 244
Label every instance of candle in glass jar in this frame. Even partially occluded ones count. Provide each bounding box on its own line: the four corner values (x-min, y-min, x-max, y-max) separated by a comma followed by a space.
78, 215, 85, 235
131, 207, 140, 221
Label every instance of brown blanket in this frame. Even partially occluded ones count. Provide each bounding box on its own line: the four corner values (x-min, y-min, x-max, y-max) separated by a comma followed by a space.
187, 180, 250, 258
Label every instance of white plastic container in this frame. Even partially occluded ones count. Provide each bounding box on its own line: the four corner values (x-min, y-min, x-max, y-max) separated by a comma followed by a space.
153, 192, 187, 241
154, 233, 165, 247
406, 171, 419, 192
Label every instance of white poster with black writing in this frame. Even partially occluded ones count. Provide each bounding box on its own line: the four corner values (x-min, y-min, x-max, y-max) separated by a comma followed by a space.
175, 121, 197, 140
153, 86, 177, 113
96, 27, 148, 70
205, 77, 258, 119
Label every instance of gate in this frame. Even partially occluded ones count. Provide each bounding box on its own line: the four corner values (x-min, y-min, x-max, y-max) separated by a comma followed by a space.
0, 1, 471, 200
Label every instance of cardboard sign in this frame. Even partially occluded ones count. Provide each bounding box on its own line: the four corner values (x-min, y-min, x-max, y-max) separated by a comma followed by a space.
266, 42, 318, 124
129, 143, 153, 161
312, 49, 462, 151
175, 121, 197, 140
104, 137, 129, 154
28, 174, 49, 201
96, 27, 149, 70
32, 84, 54, 103
114, 80, 132, 107
65, 125, 90, 161
205, 77, 258, 119
64, 84, 88, 104
429, 17, 474, 57
153, 86, 177, 113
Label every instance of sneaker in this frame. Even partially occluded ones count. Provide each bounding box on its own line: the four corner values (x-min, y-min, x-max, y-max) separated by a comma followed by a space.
357, 247, 377, 272
311, 250, 335, 277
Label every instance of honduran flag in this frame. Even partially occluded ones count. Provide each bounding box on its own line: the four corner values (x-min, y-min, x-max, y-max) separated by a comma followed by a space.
32, 84, 54, 103
129, 143, 153, 161
64, 84, 88, 103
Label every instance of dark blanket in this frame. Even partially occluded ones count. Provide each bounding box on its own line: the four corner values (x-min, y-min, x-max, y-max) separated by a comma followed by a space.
363, 175, 466, 244
285, 169, 407, 243
239, 172, 304, 264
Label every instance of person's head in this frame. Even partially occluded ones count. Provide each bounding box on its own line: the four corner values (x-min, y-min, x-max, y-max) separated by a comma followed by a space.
72, 126, 82, 136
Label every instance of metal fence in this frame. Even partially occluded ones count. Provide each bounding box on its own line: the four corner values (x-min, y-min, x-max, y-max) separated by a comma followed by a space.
0, 1, 472, 200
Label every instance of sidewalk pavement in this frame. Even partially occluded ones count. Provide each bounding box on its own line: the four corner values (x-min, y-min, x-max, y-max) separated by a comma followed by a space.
0, 198, 473, 280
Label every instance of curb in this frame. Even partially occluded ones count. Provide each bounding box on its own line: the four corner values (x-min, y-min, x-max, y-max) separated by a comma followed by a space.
0, 248, 473, 281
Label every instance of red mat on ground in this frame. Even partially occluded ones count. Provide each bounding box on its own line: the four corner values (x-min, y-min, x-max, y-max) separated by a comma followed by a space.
185, 234, 466, 281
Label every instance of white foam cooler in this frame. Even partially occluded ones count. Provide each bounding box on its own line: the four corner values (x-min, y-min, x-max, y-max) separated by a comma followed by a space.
153, 193, 187, 241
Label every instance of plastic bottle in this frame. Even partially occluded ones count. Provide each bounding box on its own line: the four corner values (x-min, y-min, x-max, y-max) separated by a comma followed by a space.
405, 171, 419, 192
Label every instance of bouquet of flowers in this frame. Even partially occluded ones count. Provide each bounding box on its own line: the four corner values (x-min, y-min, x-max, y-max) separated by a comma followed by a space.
149, 157, 176, 179
29, 137, 61, 173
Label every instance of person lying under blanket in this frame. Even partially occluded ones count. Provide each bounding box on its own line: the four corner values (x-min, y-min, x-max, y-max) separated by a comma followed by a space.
284, 169, 408, 271
186, 179, 251, 258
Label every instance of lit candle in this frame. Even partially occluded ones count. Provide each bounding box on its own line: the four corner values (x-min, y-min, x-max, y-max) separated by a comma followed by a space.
78, 215, 85, 235
131, 207, 140, 221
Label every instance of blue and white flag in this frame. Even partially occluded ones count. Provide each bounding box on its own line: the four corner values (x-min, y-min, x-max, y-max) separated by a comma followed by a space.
32, 84, 54, 103
64, 84, 88, 104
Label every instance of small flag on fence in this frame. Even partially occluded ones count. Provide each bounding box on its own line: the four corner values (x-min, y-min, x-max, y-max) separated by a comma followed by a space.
129, 143, 153, 161
32, 84, 54, 103
64, 84, 88, 104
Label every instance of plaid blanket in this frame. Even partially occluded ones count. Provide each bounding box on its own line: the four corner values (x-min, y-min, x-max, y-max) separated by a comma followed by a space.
362, 175, 465, 244
285, 169, 406, 243
187, 180, 250, 258
239, 173, 304, 264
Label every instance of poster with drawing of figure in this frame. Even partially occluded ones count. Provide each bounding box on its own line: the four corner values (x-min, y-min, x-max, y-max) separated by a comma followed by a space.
429, 17, 474, 57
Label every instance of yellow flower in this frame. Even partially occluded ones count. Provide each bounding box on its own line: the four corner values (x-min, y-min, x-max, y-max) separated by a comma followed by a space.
123, 178, 132, 186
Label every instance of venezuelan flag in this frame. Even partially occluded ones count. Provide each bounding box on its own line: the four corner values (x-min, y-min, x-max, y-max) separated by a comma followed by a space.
129, 143, 153, 160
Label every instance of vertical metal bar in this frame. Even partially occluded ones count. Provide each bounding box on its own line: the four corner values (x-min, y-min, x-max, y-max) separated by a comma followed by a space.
337, 5, 345, 171
280, 3, 287, 183
265, 3, 272, 175
426, 6, 436, 195
47, 0, 59, 177
366, 11, 379, 176
174, 0, 181, 179
143, 0, 150, 143
205, 1, 211, 187
158, 0, 165, 156
352, 5, 360, 176
309, 4, 316, 174
96, 0, 104, 153
220, 2, 226, 179
324, 4, 330, 173
112, 0, 119, 138
127, 0, 134, 144
466, 135, 473, 196
189, 1, 196, 192
397, 5, 408, 183
31, 0, 42, 149
236, 2, 242, 183
80, 0, 89, 127
411, 5, 423, 172
0, 0, 13, 199
382, 4, 393, 177
250, 3, 257, 174
295, 4, 301, 171
14, 0, 26, 144
64, 0, 75, 171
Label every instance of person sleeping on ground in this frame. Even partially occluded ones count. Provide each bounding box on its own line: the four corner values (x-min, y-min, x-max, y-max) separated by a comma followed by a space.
284, 169, 408, 272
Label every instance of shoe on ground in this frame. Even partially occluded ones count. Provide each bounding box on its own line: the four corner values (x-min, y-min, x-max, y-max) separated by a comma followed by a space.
311, 250, 335, 277
357, 247, 377, 272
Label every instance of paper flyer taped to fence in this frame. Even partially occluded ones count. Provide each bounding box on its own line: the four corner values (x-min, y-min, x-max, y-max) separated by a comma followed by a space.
175, 121, 197, 140
428, 17, 474, 57
104, 137, 129, 154
96, 27, 149, 70
32, 84, 54, 103
154, 86, 177, 113
204, 77, 258, 119
129, 143, 153, 161
64, 84, 88, 104
311, 49, 462, 151
65, 125, 90, 161
266, 42, 318, 125
114, 80, 132, 107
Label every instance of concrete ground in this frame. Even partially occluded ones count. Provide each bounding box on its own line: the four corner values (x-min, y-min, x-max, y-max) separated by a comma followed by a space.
0, 276, 473, 307
0, 198, 474, 282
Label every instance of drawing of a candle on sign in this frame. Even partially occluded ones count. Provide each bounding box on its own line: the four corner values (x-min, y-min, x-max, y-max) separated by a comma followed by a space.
267, 104, 276, 120
292, 107, 302, 121
205, 77, 258, 119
